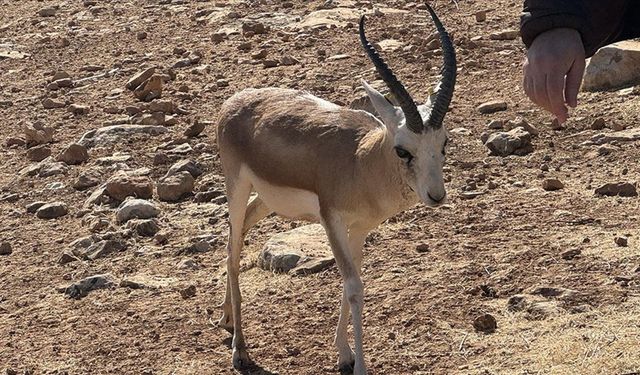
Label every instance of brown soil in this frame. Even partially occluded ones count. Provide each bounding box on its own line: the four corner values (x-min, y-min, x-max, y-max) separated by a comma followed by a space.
1, 1, 638, 374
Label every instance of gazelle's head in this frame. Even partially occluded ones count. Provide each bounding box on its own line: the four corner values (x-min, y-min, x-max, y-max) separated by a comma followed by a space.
359, 3, 456, 207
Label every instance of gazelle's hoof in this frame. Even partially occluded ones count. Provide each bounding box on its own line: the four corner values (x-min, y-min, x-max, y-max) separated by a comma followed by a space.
338, 359, 355, 374
232, 347, 251, 369
217, 314, 234, 334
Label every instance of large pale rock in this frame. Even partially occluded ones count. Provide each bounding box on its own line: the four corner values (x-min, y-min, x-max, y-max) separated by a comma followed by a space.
484, 128, 533, 156
583, 41, 640, 91
77, 125, 169, 148
258, 224, 335, 274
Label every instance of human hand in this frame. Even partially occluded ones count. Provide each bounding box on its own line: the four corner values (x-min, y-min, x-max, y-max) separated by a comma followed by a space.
523, 28, 585, 123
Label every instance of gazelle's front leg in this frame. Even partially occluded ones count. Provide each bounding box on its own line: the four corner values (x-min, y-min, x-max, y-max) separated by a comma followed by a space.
335, 229, 368, 373
323, 212, 367, 375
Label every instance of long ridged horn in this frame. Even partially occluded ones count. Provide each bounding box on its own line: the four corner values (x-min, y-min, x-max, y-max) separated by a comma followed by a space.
424, 2, 457, 129
359, 15, 424, 134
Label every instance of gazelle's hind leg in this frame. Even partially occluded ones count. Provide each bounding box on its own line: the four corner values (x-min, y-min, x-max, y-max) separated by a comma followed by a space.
218, 195, 272, 333
219, 174, 253, 369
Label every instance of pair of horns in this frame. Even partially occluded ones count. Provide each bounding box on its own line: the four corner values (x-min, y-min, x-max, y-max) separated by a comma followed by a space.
359, 2, 457, 132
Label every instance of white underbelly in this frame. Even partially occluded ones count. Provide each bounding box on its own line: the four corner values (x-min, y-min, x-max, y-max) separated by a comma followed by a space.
243, 166, 321, 222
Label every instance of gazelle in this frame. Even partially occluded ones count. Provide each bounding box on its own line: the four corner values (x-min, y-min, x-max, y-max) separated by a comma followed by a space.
216, 3, 456, 374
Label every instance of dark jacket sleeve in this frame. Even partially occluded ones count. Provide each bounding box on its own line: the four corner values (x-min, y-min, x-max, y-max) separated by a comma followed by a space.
521, 0, 630, 57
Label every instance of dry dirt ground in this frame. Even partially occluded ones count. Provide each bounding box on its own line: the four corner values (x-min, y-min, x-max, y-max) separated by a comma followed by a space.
1, 0, 639, 374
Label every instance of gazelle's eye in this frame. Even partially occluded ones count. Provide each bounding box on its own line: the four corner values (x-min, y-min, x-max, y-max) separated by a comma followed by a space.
394, 147, 413, 163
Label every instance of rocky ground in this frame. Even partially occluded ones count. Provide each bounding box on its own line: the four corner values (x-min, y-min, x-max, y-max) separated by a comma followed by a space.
1, 1, 639, 374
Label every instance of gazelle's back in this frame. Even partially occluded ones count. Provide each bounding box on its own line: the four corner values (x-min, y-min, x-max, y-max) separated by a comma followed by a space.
217, 88, 383, 195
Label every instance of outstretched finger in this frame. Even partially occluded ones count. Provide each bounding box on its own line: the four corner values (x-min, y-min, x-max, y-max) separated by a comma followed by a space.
547, 73, 568, 123
565, 58, 586, 108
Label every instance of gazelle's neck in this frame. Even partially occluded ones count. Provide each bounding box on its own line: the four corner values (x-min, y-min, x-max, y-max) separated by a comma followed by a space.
355, 128, 419, 224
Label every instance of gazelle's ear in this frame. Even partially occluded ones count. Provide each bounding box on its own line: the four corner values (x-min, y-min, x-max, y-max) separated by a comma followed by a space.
362, 80, 402, 135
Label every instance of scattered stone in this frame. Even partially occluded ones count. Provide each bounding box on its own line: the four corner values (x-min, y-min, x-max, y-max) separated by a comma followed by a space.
38, 160, 69, 177
157, 171, 194, 202
194, 190, 224, 203
184, 120, 206, 137
252, 49, 268, 60
57, 143, 89, 165
106, 172, 154, 201
0, 242, 12, 255
473, 313, 497, 333
60, 274, 114, 299
484, 128, 533, 156
153, 152, 170, 165
487, 120, 503, 129
459, 190, 486, 200
242, 21, 268, 35
53, 78, 73, 88
126, 67, 156, 90
127, 219, 160, 237
180, 240, 211, 254
595, 182, 637, 197
542, 178, 564, 191
36, 202, 68, 219
165, 159, 203, 179
263, 59, 279, 68
180, 285, 197, 299
24, 121, 54, 146
561, 248, 581, 260
84, 185, 109, 207
583, 41, 640, 91
26, 201, 47, 213
77, 125, 169, 148
38, 6, 57, 17
259, 224, 334, 274
474, 10, 487, 22
136, 31, 148, 41
58, 251, 79, 265
507, 294, 528, 312
68, 103, 90, 115
167, 143, 193, 155
26, 145, 52, 162
615, 236, 628, 247
42, 98, 65, 109
591, 117, 606, 130
489, 29, 519, 40
591, 128, 640, 145
178, 259, 199, 270
133, 75, 163, 102
280, 55, 299, 66
136, 112, 165, 125
84, 239, 126, 260
477, 100, 507, 114
73, 171, 100, 190
504, 117, 539, 136
415, 243, 430, 253
116, 199, 159, 224
5, 137, 26, 147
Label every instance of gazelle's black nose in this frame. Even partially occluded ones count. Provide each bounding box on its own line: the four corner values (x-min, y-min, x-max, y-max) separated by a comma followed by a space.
428, 192, 446, 203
